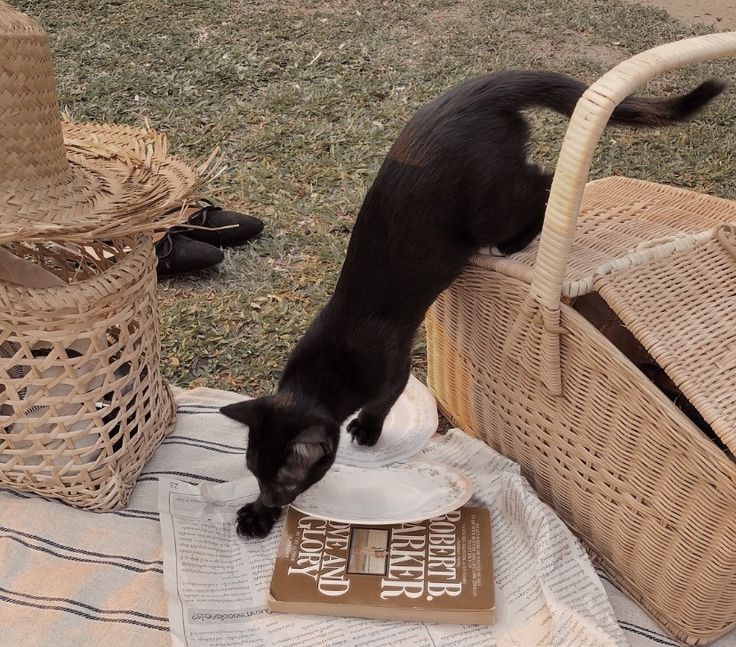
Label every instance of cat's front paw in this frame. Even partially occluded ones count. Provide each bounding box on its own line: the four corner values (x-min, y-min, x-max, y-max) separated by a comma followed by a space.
236, 501, 282, 538
347, 418, 382, 446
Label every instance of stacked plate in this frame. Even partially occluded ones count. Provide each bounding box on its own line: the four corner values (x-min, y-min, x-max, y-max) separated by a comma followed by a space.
290, 375, 474, 524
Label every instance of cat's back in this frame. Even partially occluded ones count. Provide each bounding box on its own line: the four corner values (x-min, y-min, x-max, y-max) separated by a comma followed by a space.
385, 71, 525, 170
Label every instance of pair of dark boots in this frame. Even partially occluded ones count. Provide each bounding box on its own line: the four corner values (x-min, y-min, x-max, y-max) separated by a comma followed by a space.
156, 200, 263, 277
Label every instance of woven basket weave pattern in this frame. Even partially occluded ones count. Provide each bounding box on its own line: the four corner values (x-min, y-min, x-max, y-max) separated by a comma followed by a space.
0, 236, 175, 510
0, 1, 209, 244
1, 20, 69, 187
426, 266, 736, 643
426, 32, 736, 645
485, 177, 736, 298
596, 236, 736, 454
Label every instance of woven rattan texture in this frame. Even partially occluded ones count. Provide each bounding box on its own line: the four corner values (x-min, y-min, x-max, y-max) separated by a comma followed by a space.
596, 237, 736, 456
426, 267, 736, 644
483, 177, 736, 297
425, 30, 736, 646
0, 236, 175, 510
0, 5, 69, 188
0, 1, 202, 243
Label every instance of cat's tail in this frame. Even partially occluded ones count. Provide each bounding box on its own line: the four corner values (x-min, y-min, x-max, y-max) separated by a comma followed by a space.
500, 71, 726, 127
606, 78, 725, 126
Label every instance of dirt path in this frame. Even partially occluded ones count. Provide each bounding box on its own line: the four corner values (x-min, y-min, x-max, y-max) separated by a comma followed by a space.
632, 0, 736, 30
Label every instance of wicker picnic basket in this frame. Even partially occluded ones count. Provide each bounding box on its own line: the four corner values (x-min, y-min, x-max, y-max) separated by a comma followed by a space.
0, 236, 175, 510
425, 33, 736, 645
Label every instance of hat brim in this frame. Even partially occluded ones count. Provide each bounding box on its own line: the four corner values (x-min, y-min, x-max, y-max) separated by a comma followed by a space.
0, 120, 204, 243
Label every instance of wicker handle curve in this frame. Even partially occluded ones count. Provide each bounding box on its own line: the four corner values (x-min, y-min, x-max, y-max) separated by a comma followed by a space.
505, 32, 736, 396
530, 31, 736, 309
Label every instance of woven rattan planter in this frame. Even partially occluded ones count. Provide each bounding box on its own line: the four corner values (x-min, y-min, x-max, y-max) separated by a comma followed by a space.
426, 33, 736, 645
0, 235, 175, 510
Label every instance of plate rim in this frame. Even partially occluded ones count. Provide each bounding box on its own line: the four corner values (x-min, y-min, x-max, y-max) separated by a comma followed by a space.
289, 459, 474, 525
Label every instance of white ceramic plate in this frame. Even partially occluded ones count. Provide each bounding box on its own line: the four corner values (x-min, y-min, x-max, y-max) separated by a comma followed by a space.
335, 374, 439, 467
290, 459, 473, 525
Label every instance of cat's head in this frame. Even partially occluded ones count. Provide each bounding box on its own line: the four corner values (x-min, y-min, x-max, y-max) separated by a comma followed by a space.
220, 394, 339, 508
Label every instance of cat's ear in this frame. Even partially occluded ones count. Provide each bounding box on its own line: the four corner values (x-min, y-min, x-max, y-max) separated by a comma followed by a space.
220, 398, 264, 430
288, 425, 336, 465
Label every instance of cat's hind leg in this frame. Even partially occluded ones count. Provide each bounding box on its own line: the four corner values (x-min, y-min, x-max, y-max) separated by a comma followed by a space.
348, 370, 410, 446
494, 213, 544, 254
496, 164, 552, 254
472, 163, 552, 254
494, 166, 552, 254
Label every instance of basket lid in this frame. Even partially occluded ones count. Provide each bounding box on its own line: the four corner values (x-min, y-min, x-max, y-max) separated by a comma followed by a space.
594, 229, 736, 455
479, 177, 736, 298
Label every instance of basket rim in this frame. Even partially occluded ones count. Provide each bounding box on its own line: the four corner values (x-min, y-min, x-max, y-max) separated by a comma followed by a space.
0, 234, 154, 310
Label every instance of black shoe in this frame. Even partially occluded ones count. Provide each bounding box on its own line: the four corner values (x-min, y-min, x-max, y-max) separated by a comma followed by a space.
155, 232, 224, 278
183, 199, 264, 248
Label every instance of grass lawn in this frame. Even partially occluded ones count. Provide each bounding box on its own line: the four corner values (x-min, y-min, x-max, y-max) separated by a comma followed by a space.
17, 0, 736, 396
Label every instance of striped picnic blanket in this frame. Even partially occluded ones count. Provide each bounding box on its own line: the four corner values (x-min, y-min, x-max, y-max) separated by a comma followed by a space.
0, 387, 732, 647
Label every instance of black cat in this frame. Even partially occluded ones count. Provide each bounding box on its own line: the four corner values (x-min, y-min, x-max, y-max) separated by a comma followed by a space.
222, 70, 725, 537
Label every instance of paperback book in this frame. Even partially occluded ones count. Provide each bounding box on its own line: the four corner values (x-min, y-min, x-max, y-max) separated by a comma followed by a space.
268, 506, 494, 625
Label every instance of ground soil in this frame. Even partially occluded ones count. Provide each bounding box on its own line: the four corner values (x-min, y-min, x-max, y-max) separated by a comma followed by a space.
632, 0, 736, 30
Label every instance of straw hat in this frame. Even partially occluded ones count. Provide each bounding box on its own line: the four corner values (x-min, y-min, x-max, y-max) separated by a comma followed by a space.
0, 2, 209, 244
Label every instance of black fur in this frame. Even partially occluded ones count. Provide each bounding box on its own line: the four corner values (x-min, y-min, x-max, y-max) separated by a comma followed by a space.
222, 70, 725, 537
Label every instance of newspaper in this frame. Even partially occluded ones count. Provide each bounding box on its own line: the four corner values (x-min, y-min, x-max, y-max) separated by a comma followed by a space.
159, 430, 627, 647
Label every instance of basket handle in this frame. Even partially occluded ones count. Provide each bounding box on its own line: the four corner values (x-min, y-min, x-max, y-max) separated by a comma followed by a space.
511, 32, 736, 395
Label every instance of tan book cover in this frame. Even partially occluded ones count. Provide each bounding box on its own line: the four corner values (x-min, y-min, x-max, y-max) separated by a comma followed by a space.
268, 506, 495, 625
